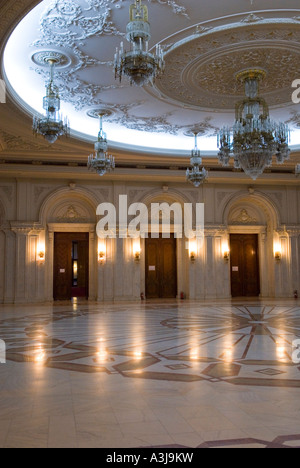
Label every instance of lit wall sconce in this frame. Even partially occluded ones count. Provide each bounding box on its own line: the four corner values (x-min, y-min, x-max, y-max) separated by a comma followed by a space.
189, 239, 197, 263
223, 251, 230, 262
98, 240, 106, 265
98, 251, 106, 264
275, 251, 282, 262
134, 249, 141, 262
133, 239, 141, 262
37, 246, 45, 262
274, 242, 282, 262
190, 251, 196, 263
222, 242, 230, 262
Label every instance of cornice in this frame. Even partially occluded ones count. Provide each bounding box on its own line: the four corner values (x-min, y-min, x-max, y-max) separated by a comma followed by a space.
0, 0, 40, 53
10, 220, 44, 235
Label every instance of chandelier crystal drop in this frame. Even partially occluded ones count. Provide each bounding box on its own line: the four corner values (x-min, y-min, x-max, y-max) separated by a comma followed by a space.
88, 114, 115, 177
33, 59, 69, 144
186, 133, 208, 187
114, 0, 165, 87
217, 69, 290, 180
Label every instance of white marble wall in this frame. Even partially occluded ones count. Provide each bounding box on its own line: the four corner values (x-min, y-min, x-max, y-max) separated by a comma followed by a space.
0, 178, 300, 303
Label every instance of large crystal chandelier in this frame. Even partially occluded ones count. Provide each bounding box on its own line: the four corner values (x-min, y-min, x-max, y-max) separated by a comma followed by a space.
114, 0, 165, 87
33, 59, 69, 144
186, 133, 208, 187
88, 114, 115, 176
217, 69, 290, 180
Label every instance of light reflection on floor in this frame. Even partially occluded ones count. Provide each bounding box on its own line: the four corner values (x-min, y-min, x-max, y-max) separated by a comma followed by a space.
0, 299, 300, 448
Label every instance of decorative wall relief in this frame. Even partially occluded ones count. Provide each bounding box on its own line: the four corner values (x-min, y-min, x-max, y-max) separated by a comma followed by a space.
56, 205, 88, 223
231, 209, 258, 225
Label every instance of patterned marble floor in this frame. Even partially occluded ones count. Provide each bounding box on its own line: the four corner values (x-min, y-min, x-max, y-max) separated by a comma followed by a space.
0, 299, 300, 448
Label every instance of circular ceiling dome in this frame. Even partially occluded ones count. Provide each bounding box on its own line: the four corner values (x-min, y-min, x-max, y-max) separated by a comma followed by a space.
3, 0, 300, 155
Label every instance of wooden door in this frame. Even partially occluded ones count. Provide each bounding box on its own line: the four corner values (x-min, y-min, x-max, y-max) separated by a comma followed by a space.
145, 235, 177, 299
230, 234, 260, 297
54, 233, 89, 300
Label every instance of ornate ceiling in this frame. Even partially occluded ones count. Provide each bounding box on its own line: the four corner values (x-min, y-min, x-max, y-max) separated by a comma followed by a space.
2, 0, 300, 156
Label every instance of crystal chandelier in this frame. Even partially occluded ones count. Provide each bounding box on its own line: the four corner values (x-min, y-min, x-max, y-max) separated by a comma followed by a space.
114, 0, 165, 87
88, 114, 115, 176
217, 69, 290, 180
33, 59, 69, 144
186, 133, 208, 187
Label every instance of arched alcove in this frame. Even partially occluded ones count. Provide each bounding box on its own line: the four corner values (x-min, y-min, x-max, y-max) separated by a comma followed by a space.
39, 186, 99, 226
223, 191, 280, 298
223, 190, 280, 230
137, 188, 195, 300
39, 186, 100, 302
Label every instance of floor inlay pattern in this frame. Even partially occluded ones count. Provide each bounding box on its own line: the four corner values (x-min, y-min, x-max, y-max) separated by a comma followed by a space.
1, 302, 300, 387
144, 433, 300, 448
1, 300, 300, 448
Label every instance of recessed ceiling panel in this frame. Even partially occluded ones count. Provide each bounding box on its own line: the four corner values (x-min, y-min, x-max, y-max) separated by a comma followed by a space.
3, 0, 300, 154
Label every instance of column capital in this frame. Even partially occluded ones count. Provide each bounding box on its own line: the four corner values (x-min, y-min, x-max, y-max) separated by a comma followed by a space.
10, 221, 44, 236
204, 225, 228, 237
276, 225, 300, 238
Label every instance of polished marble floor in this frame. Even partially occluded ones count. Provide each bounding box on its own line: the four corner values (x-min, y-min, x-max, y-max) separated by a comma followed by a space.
0, 298, 300, 448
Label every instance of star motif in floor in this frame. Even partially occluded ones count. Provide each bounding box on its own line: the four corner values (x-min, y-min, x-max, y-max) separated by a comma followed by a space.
1, 303, 300, 387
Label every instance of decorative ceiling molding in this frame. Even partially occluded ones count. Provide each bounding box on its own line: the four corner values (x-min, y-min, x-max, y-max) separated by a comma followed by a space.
32, 0, 189, 51
0, 129, 65, 152
3, 1, 300, 154
240, 13, 264, 23
33, 0, 124, 49
0, 0, 39, 46
286, 110, 300, 128
152, 21, 300, 111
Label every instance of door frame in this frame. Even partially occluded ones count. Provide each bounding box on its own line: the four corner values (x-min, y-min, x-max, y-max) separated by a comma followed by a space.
141, 234, 184, 300
145, 234, 178, 299
47, 223, 97, 301
228, 225, 268, 298
230, 233, 260, 297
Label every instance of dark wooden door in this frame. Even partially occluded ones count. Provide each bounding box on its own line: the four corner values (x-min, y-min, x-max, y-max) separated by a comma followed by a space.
230, 234, 260, 297
54, 233, 89, 300
145, 235, 177, 299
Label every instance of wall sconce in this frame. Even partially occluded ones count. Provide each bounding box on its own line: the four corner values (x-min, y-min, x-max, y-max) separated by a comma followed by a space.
222, 242, 230, 262
38, 251, 45, 260
189, 239, 197, 263
275, 251, 282, 262
98, 251, 106, 265
133, 239, 141, 262
223, 251, 230, 262
98, 240, 106, 265
190, 251, 196, 263
274, 242, 282, 262
37, 247, 45, 262
134, 249, 141, 262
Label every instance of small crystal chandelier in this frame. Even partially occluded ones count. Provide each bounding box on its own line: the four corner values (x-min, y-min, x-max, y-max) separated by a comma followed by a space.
114, 0, 165, 87
33, 59, 69, 144
217, 69, 290, 180
88, 114, 115, 176
186, 133, 208, 187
